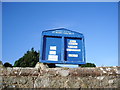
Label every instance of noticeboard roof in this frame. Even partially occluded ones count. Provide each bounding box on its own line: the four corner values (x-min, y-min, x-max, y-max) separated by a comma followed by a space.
42, 28, 84, 37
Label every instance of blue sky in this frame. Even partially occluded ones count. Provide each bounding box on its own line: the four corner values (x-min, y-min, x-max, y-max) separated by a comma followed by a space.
2, 2, 118, 67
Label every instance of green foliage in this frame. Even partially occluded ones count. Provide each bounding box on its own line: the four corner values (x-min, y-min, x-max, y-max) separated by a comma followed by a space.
80, 63, 96, 67
0, 61, 3, 65
4, 62, 13, 67
14, 48, 39, 67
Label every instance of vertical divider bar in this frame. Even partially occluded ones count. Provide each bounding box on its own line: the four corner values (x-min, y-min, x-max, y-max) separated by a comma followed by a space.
61, 36, 65, 63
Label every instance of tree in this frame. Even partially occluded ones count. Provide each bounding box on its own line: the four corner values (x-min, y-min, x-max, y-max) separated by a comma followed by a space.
14, 48, 39, 67
80, 63, 96, 67
4, 62, 13, 67
0, 60, 3, 67
0, 60, 3, 65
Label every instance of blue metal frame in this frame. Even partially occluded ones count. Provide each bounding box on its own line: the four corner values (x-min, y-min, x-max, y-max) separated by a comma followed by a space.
40, 28, 86, 65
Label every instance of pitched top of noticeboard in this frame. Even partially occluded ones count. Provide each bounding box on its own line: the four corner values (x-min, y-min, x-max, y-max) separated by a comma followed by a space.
42, 28, 84, 38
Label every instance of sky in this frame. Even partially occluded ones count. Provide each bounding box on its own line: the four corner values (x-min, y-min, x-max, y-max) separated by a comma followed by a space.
2, 2, 118, 67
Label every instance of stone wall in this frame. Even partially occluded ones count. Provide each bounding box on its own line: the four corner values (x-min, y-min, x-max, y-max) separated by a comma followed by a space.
0, 63, 120, 89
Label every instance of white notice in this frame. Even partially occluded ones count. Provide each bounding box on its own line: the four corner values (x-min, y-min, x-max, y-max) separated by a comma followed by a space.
48, 55, 58, 61
68, 42, 78, 45
68, 46, 78, 48
66, 49, 81, 51
49, 51, 56, 55
68, 54, 78, 57
50, 46, 56, 50
70, 40, 76, 43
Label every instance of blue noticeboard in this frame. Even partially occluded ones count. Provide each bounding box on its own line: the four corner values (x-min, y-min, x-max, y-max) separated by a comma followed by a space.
40, 28, 86, 65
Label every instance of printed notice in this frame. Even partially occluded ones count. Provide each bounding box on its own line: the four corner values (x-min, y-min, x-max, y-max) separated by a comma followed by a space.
49, 51, 56, 55
68, 42, 78, 45
70, 40, 76, 43
50, 46, 56, 50
66, 49, 81, 51
68, 54, 78, 57
48, 55, 58, 61
68, 46, 78, 48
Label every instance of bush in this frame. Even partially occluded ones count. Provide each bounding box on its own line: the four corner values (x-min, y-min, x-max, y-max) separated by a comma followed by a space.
80, 63, 96, 67
4, 62, 13, 67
